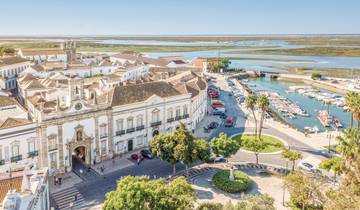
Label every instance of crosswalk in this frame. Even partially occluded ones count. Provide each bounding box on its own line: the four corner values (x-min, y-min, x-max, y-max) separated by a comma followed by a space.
51, 186, 85, 210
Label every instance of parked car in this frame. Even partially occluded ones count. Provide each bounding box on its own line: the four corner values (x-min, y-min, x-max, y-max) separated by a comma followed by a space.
207, 122, 219, 129
131, 154, 144, 161
298, 162, 321, 173
206, 155, 226, 163
140, 149, 153, 159
211, 102, 224, 109
225, 116, 233, 127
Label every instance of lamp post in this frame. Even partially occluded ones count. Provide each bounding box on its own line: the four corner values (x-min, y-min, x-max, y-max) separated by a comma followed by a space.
282, 160, 288, 206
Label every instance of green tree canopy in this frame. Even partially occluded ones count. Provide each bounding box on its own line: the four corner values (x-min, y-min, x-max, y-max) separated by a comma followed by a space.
281, 149, 303, 171
243, 137, 266, 164
103, 176, 195, 210
194, 138, 211, 162
319, 157, 344, 180
284, 172, 325, 210
150, 133, 178, 175
210, 132, 240, 162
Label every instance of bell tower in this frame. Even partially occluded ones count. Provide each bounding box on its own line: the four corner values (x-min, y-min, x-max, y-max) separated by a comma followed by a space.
62, 40, 77, 63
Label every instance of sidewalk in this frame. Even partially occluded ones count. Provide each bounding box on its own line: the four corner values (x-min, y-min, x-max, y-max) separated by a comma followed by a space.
49, 172, 82, 194
91, 149, 144, 175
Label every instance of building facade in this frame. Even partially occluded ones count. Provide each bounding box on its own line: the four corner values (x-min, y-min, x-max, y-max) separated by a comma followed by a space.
0, 57, 31, 90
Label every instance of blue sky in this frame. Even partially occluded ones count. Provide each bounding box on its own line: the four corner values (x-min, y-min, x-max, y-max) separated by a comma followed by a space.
0, 0, 359, 35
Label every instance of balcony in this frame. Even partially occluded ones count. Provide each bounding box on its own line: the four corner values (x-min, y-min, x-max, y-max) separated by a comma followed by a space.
28, 150, 39, 158
136, 125, 145, 131
100, 134, 108, 139
175, 116, 182, 121
167, 118, 175, 123
11, 155, 22, 163
116, 130, 125, 136
126, 128, 135, 133
48, 144, 58, 151
151, 121, 162, 127
182, 114, 189, 119
0, 160, 5, 165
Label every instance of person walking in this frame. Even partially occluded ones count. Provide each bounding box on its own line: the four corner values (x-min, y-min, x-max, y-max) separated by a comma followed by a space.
74, 194, 78, 202
137, 158, 140, 165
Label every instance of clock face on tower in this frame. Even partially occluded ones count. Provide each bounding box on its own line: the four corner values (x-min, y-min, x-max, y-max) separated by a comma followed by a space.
75, 103, 82, 110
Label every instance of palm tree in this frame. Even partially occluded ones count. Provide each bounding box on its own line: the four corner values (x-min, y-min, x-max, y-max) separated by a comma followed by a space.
345, 91, 360, 128
337, 128, 360, 182
257, 95, 269, 139
245, 94, 258, 139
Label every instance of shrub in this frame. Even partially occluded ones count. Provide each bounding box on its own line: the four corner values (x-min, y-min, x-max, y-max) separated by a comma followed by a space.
212, 170, 251, 193
197, 202, 223, 210
311, 73, 322, 80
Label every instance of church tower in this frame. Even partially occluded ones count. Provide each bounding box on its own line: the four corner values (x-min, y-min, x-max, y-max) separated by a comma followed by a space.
61, 40, 77, 63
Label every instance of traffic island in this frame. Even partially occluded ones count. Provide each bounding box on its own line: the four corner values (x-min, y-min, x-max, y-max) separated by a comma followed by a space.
232, 134, 285, 153
211, 170, 251, 193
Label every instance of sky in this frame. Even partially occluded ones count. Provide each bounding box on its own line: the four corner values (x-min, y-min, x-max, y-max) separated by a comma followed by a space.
0, 0, 359, 36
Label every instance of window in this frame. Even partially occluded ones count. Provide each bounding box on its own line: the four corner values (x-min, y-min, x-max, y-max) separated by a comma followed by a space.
100, 124, 107, 137
116, 119, 124, 131
183, 105, 188, 115
152, 109, 160, 122
136, 115, 143, 127
11, 144, 19, 157
167, 108, 173, 119
127, 117, 134, 129
28, 141, 35, 152
101, 140, 107, 155
175, 107, 181, 117
116, 141, 125, 153
50, 152, 57, 169
136, 136, 143, 146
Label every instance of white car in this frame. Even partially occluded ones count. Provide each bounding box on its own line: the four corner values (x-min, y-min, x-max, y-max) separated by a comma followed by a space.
298, 162, 321, 173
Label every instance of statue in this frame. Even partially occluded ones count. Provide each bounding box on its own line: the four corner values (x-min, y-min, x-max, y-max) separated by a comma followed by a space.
229, 166, 235, 181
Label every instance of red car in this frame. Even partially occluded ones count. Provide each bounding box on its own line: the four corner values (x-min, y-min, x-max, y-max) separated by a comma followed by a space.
131, 154, 144, 161
211, 102, 224, 109
225, 116, 233, 127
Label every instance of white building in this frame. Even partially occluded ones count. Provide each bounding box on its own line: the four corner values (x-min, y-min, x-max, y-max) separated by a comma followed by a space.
0, 69, 207, 175
0, 57, 31, 90
17, 48, 67, 63
1, 168, 49, 210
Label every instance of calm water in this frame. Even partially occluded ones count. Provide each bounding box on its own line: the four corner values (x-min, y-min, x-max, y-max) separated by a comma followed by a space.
248, 77, 351, 132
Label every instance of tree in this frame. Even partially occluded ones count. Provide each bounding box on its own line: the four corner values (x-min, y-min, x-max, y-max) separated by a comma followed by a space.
284, 172, 325, 210
311, 72, 322, 80
0, 47, 15, 56
194, 138, 211, 162
324, 128, 360, 209
150, 133, 178, 175
210, 132, 240, 162
256, 94, 269, 139
243, 137, 266, 164
345, 91, 360, 128
236, 194, 275, 210
196, 202, 223, 210
207, 58, 231, 73
336, 128, 360, 182
319, 157, 344, 181
173, 123, 198, 176
245, 94, 259, 139
103, 176, 195, 210
281, 149, 303, 171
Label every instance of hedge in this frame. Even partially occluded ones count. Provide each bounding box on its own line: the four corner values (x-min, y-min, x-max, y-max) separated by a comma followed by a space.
212, 170, 251, 193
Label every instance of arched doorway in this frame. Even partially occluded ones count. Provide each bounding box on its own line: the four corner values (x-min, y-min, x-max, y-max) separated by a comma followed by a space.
73, 146, 86, 162
152, 130, 159, 137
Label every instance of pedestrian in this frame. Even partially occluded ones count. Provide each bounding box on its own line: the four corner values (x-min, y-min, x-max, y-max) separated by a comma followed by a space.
137, 158, 140, 165
79, 169, 83, 174
112, 158, 115, 166
87, 165, 91, 172
58, 177, 62, 185
74, 194, 78, 202
54, 177, 57, 186
69, 202, 74, 210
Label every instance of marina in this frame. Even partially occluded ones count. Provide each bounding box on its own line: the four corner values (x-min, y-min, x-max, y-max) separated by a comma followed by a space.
243, 77, 351, 132
289, 86, 347, 110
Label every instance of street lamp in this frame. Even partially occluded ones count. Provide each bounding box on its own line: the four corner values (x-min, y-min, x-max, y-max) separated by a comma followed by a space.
282, 160, 288, 206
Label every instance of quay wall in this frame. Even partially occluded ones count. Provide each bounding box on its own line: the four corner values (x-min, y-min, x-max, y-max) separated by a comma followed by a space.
276, 74, 349, 95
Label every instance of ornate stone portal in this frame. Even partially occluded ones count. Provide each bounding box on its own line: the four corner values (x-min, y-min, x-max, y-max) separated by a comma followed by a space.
66, 125, 93, 166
